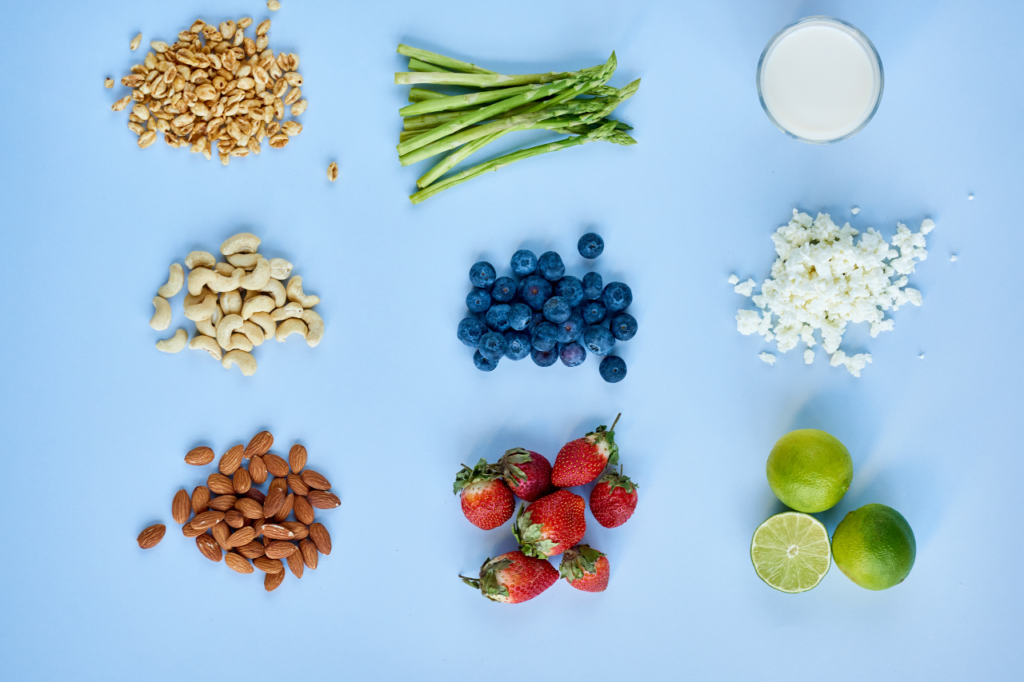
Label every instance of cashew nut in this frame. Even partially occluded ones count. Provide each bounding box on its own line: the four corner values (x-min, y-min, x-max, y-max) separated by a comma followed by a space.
215, 261, 236, 277
220, 289, 243, 315
241, 294, 276, 320
242, 320, 265, 347
269, 258, 293, 280
149, 296, 172, 330
270, 302, 304, 321
211, 304, 222, 326
228, 333, 253, 352
220, 232, 261, 256
157, 263, 184, 298
301, 309, 324, 347
286, 276, 320, 308
156, 328, 188, 353
276, 318, 308, 342
196, 315, 217, 337
216, 314, 244, 350
183, 289, 218, 321
189, 334, 222, 360
185, 251, 216, 269
188, 267, 242, 295
260, 278, 287, 307
250, 312, 276, 339
227, 252, 261, 269
240, 257, 271, 290
222, 349, 257, 376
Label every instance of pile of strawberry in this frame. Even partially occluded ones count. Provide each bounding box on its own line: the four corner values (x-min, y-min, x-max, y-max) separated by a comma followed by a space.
455, 415, 638, 603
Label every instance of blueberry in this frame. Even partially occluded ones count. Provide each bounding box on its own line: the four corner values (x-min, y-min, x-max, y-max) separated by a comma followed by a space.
610, 312, 638, 341
457, 317, 488, 348
531, 346, 559, 367
531, 321, 559, 351
510, 249, 538, 277
555, 276, 584, 307
582, 272, 604, 300
485, 304, 512, 332
538, 251, 565, 281
466, 288, 491, 314
504, 331, 532, 360
508, 303, 533, 331
559, 342, 587, 367
599, 355, 627, 383
518, 275, 553, 310
527, 311, 545, 335
556, 313, 584, 343
474, 350, 499, 372
491, 276, 516, 303
578, 232, 604, 259
602, 282, 632, 311
470, 261, 496, 288
543, 297, 572, 324
582, 300, 607, 325
584, 325, 616, 356
478, 332, 508, 361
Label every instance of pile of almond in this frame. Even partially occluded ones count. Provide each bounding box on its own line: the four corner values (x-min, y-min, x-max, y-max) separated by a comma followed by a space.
136, 430, 340, 592
109, 15, 306, 164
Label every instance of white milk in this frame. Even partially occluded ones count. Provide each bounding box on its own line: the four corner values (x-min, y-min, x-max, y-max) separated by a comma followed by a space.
758, 17, 882, 142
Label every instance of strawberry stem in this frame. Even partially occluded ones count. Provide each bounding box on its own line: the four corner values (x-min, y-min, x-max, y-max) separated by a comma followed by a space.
610, 413, 621, 431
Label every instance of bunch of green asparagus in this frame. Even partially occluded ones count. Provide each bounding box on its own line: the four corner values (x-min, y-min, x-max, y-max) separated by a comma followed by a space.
395, 45, 639, 204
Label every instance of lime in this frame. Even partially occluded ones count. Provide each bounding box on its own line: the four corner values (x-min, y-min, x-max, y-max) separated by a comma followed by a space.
766, 429, 853, 513
832, 503, 916, 590
751, 512, 831, 593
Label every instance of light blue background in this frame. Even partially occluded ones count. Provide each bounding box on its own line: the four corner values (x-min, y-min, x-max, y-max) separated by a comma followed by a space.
1, 0, 1021, 679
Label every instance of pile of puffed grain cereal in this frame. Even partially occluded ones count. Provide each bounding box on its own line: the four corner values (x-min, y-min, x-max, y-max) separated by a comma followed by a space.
109, 16, 306, 165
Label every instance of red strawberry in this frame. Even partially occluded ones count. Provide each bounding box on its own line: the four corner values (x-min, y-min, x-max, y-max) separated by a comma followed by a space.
454, 459, 514, 530
559, 544, 610, 592
589, 466, 638, 528
493, 448, 554, 502
513, 490, 586, 558
459, 551, 558, 603
551, 414, 621, 487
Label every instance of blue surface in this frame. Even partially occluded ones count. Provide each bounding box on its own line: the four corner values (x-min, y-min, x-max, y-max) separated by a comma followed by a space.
1, 0, 1022, 679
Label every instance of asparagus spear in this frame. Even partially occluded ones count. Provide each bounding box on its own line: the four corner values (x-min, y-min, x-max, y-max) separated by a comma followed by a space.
408, 88, 448, 103
408, 58, 452, 72
409, 122, 618, 204
397, 44, 495, 74
395, 70, 585, 88
400, 83, 546, 117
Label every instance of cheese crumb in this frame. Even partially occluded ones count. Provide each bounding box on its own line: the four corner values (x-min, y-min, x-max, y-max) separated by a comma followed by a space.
734, 278, 756, 297
968, 194, 974, 200
918, 353, 925, 359
951, 254, 958, 262
851, 207, 860, 215
727, 274, 739, 285
759, 352, 776, 366
920, 218, 935, 234
804, 349, 815, 364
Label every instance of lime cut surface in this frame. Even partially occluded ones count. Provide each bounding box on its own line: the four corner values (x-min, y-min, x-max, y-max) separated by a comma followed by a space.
751, 511, 831, 593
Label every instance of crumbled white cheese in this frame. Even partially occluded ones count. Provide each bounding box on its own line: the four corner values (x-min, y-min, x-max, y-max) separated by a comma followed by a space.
734, 278, 756, 297
951, 254, 958, 262
968, 194, 974, 200
759, 352, 776, 365
728, 274, 739, 285
851, 207, 860, 215
734, 210, 930, 376
804, 349, 815, 364
918, 353, 925, 359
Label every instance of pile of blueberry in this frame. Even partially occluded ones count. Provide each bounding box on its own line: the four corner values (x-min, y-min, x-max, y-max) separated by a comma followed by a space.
457, 233, 636, 383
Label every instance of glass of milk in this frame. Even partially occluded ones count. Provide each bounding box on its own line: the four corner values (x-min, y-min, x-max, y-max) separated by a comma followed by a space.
757, 16, 883, 144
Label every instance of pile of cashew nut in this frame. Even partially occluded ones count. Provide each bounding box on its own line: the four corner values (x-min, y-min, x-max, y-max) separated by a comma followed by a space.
148, 232, 324, 376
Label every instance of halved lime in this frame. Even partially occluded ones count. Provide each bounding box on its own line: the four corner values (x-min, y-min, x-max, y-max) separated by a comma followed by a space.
751, 511, 831, 593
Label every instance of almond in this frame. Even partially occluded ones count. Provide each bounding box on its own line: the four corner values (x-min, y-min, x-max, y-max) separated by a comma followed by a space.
219, 444, 245, 475
171, 489, 191, 524
288, 444, 307, 473
300, 470, 331, 491
248, 455, 268, 483
263, 453, 289, 477
272, 493, 294, 523
261, 523, 294, 540
281, 521, 309, 540
286, 473, 309, 496
225, 551, 254, 574
224, 509, 245, 528
191, 485, 210, 514
233, 468, 252, 494
196, 534, 223, 561
293, 495, 315, 525
208, 473, 234, 495
211, 521, 231, 549
182, 522, 204, 538
244, 430, 273, 459
309, 523, 332, 555
285, 550, 304, 579
137, 524, 166, 549
263, 487, 285, 518
227, 526, 256, 548
185, 445, 215, 466
269, 477, 289, 496
245, 487, 267, 504
251, 518, 266, 537
264, 569, 284, 591
238, 540, 266, 559
307, 490, 340, 509
265, 541, 297, 559
235, 497, 264, 519
191, 510, 225, 530
209, 495, 238, 512
299, 538, 318, 569
253, 556, 283, 573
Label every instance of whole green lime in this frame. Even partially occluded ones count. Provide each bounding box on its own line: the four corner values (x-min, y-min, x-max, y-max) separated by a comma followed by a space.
832, 503, 916, 590
766, 429, 852, 513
